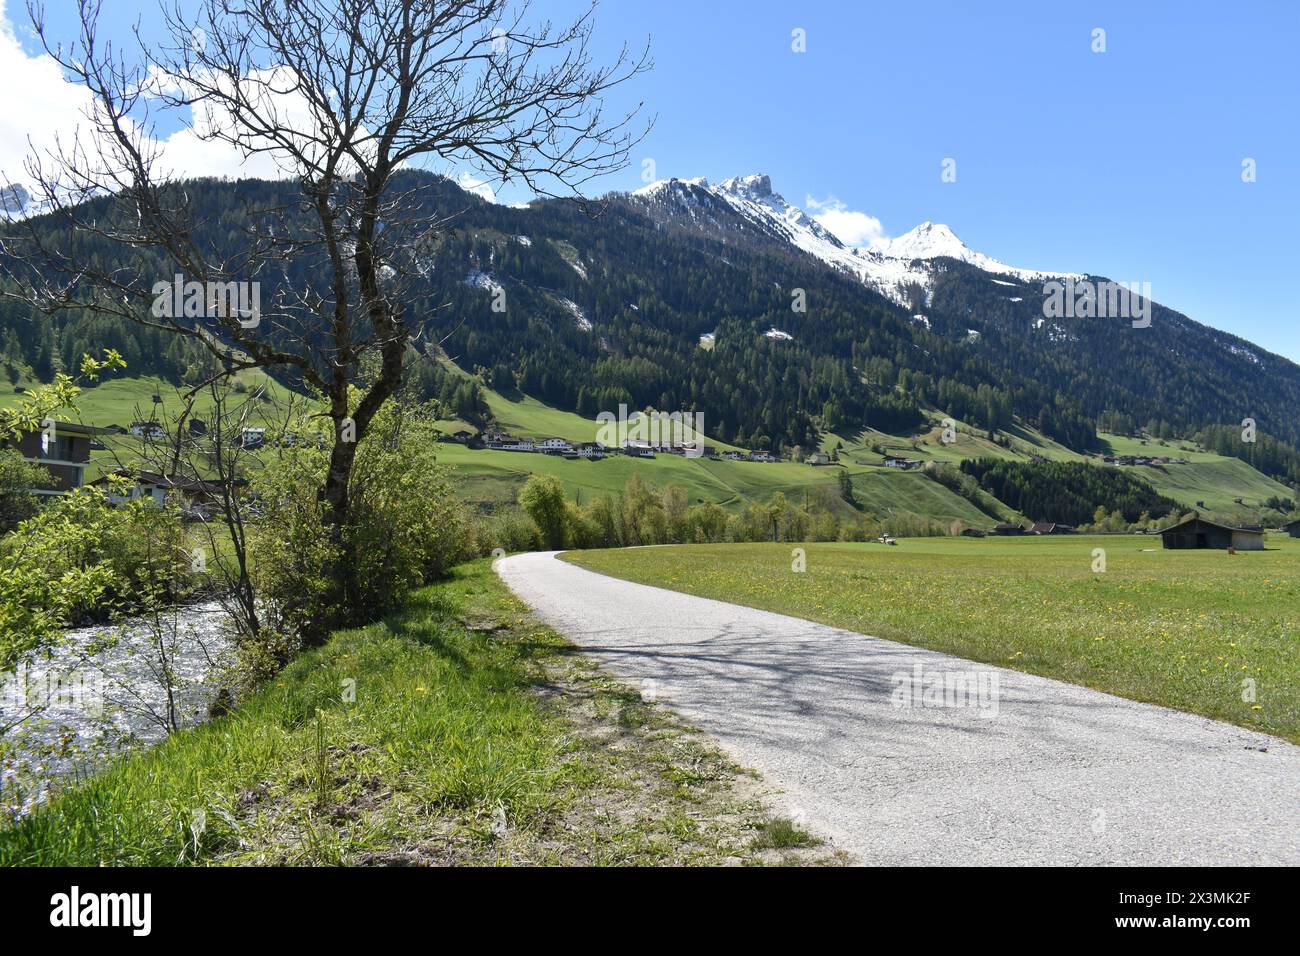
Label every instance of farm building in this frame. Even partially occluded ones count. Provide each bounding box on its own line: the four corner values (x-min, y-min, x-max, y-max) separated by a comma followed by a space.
1028, 522, 1075, 535
1160, 517, 1265, 551
1284, 519, 1300, 538
992, 522, 1027, 536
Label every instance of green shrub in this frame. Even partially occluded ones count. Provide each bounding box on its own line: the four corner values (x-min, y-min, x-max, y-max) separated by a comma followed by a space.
0, 487, 191, 670
0, 451, 44, 533
250, 399, 474, 642
517, 474, 568, 550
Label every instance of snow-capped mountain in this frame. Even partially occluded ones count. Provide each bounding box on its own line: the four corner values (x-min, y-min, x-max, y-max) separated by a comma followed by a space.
627, 173, 1075, 306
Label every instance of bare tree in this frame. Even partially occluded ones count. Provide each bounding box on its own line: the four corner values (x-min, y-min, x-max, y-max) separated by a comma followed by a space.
4, 0, 648, 641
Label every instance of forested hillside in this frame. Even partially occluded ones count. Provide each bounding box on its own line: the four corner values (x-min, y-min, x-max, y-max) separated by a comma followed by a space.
5, 170, 1300, 461
960, 459, 1183, 525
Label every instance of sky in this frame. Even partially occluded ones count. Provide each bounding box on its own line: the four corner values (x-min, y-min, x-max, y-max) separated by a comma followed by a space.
2, 0, 1297, 360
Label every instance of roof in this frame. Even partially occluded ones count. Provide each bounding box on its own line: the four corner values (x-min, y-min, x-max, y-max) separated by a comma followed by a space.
1160, 516, 1264, 536
22, 419, 111, 437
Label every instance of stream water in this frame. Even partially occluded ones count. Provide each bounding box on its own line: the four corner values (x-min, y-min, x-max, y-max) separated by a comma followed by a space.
0, 602, 234, 820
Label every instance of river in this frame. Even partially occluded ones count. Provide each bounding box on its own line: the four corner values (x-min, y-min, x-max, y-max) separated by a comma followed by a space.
0, 602, 234, 821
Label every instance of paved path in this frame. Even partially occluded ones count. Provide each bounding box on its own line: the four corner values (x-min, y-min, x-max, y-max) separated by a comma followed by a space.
497, 551, 1300, 865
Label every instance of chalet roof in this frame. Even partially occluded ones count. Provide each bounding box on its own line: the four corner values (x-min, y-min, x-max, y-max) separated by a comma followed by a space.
32, 420, 112, 436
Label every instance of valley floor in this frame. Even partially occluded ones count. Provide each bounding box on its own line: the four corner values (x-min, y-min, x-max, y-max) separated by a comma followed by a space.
500, 549, 1300, 866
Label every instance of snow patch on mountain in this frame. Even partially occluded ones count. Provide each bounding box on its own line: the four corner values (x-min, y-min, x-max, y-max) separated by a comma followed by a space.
464, 269, 502, 295
1226, 343, 1261, 365
551, 294, 591, 331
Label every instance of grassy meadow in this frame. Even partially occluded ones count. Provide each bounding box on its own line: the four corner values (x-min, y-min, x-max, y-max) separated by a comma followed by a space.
565, 535, 1300, 742
436, 440, 1000, 523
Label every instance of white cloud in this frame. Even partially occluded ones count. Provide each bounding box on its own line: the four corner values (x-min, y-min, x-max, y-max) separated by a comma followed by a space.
805, 193, 888, 249
456, 172, 497, 203
0, 2, 515, 213
0, 1, 351, 203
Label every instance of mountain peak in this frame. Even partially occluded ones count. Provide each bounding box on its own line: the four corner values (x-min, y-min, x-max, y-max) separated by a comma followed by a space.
718, 173, 773, 200
878, 221, 970, 260
630, 176, 709, 198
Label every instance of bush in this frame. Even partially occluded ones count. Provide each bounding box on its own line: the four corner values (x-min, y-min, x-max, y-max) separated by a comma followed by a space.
0, 451, 45, 533
0, 487, 192, 670
250, 399, 474, 641
485, 509, 543, 553
517, 474, 568, 550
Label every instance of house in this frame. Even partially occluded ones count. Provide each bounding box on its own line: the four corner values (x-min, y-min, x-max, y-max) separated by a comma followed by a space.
90, 470, 249, 509
882, 455, 922, 470
188, 418, 208, 437
129, 420, 167, 439
700, 445, 718, 459
1160, 516, 1265, 551
805, 451, 831, 466
575, 443, 606, 460
538, 437, 572, 455
6, 420, 107, 496
722, 451, 745, 461
1029, 522, 1075, 535
1284, 519, 1300, 538
485, 432, 534, 452
237, 427, 266, 449
992, 522, 1027, 536
622, 441, 655, 458
749, 450, 776, 463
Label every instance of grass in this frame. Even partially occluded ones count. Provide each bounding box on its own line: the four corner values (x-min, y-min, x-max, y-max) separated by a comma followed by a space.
564, 535, 1300, 743
1131, 459, 1294, 514
0, 559, 839, 866
750, 817, 819, 851
436, 441, 1001, 524
0, 371, 290, 430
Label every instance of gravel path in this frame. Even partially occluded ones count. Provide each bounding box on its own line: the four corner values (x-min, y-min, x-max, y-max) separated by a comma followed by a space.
496, 551, 1300, 866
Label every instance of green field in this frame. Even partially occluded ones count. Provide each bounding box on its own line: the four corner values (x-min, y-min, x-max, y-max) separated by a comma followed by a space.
1129, 458, 1294, 513
435, 441, 1001, 522
827, 412, 1080, 465
564, 536, 1300, 742
1, 371, 290, 428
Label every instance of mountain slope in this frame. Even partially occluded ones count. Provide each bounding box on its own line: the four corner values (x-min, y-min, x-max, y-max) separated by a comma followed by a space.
4, 169, 1300, 475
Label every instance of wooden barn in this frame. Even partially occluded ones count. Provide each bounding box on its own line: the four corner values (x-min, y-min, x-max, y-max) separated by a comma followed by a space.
1284, 519, 1300, 538
1160, 517, 1265, 551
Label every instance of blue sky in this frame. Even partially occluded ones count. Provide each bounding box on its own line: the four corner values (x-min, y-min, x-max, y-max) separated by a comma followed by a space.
6, 0, 1298, 360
